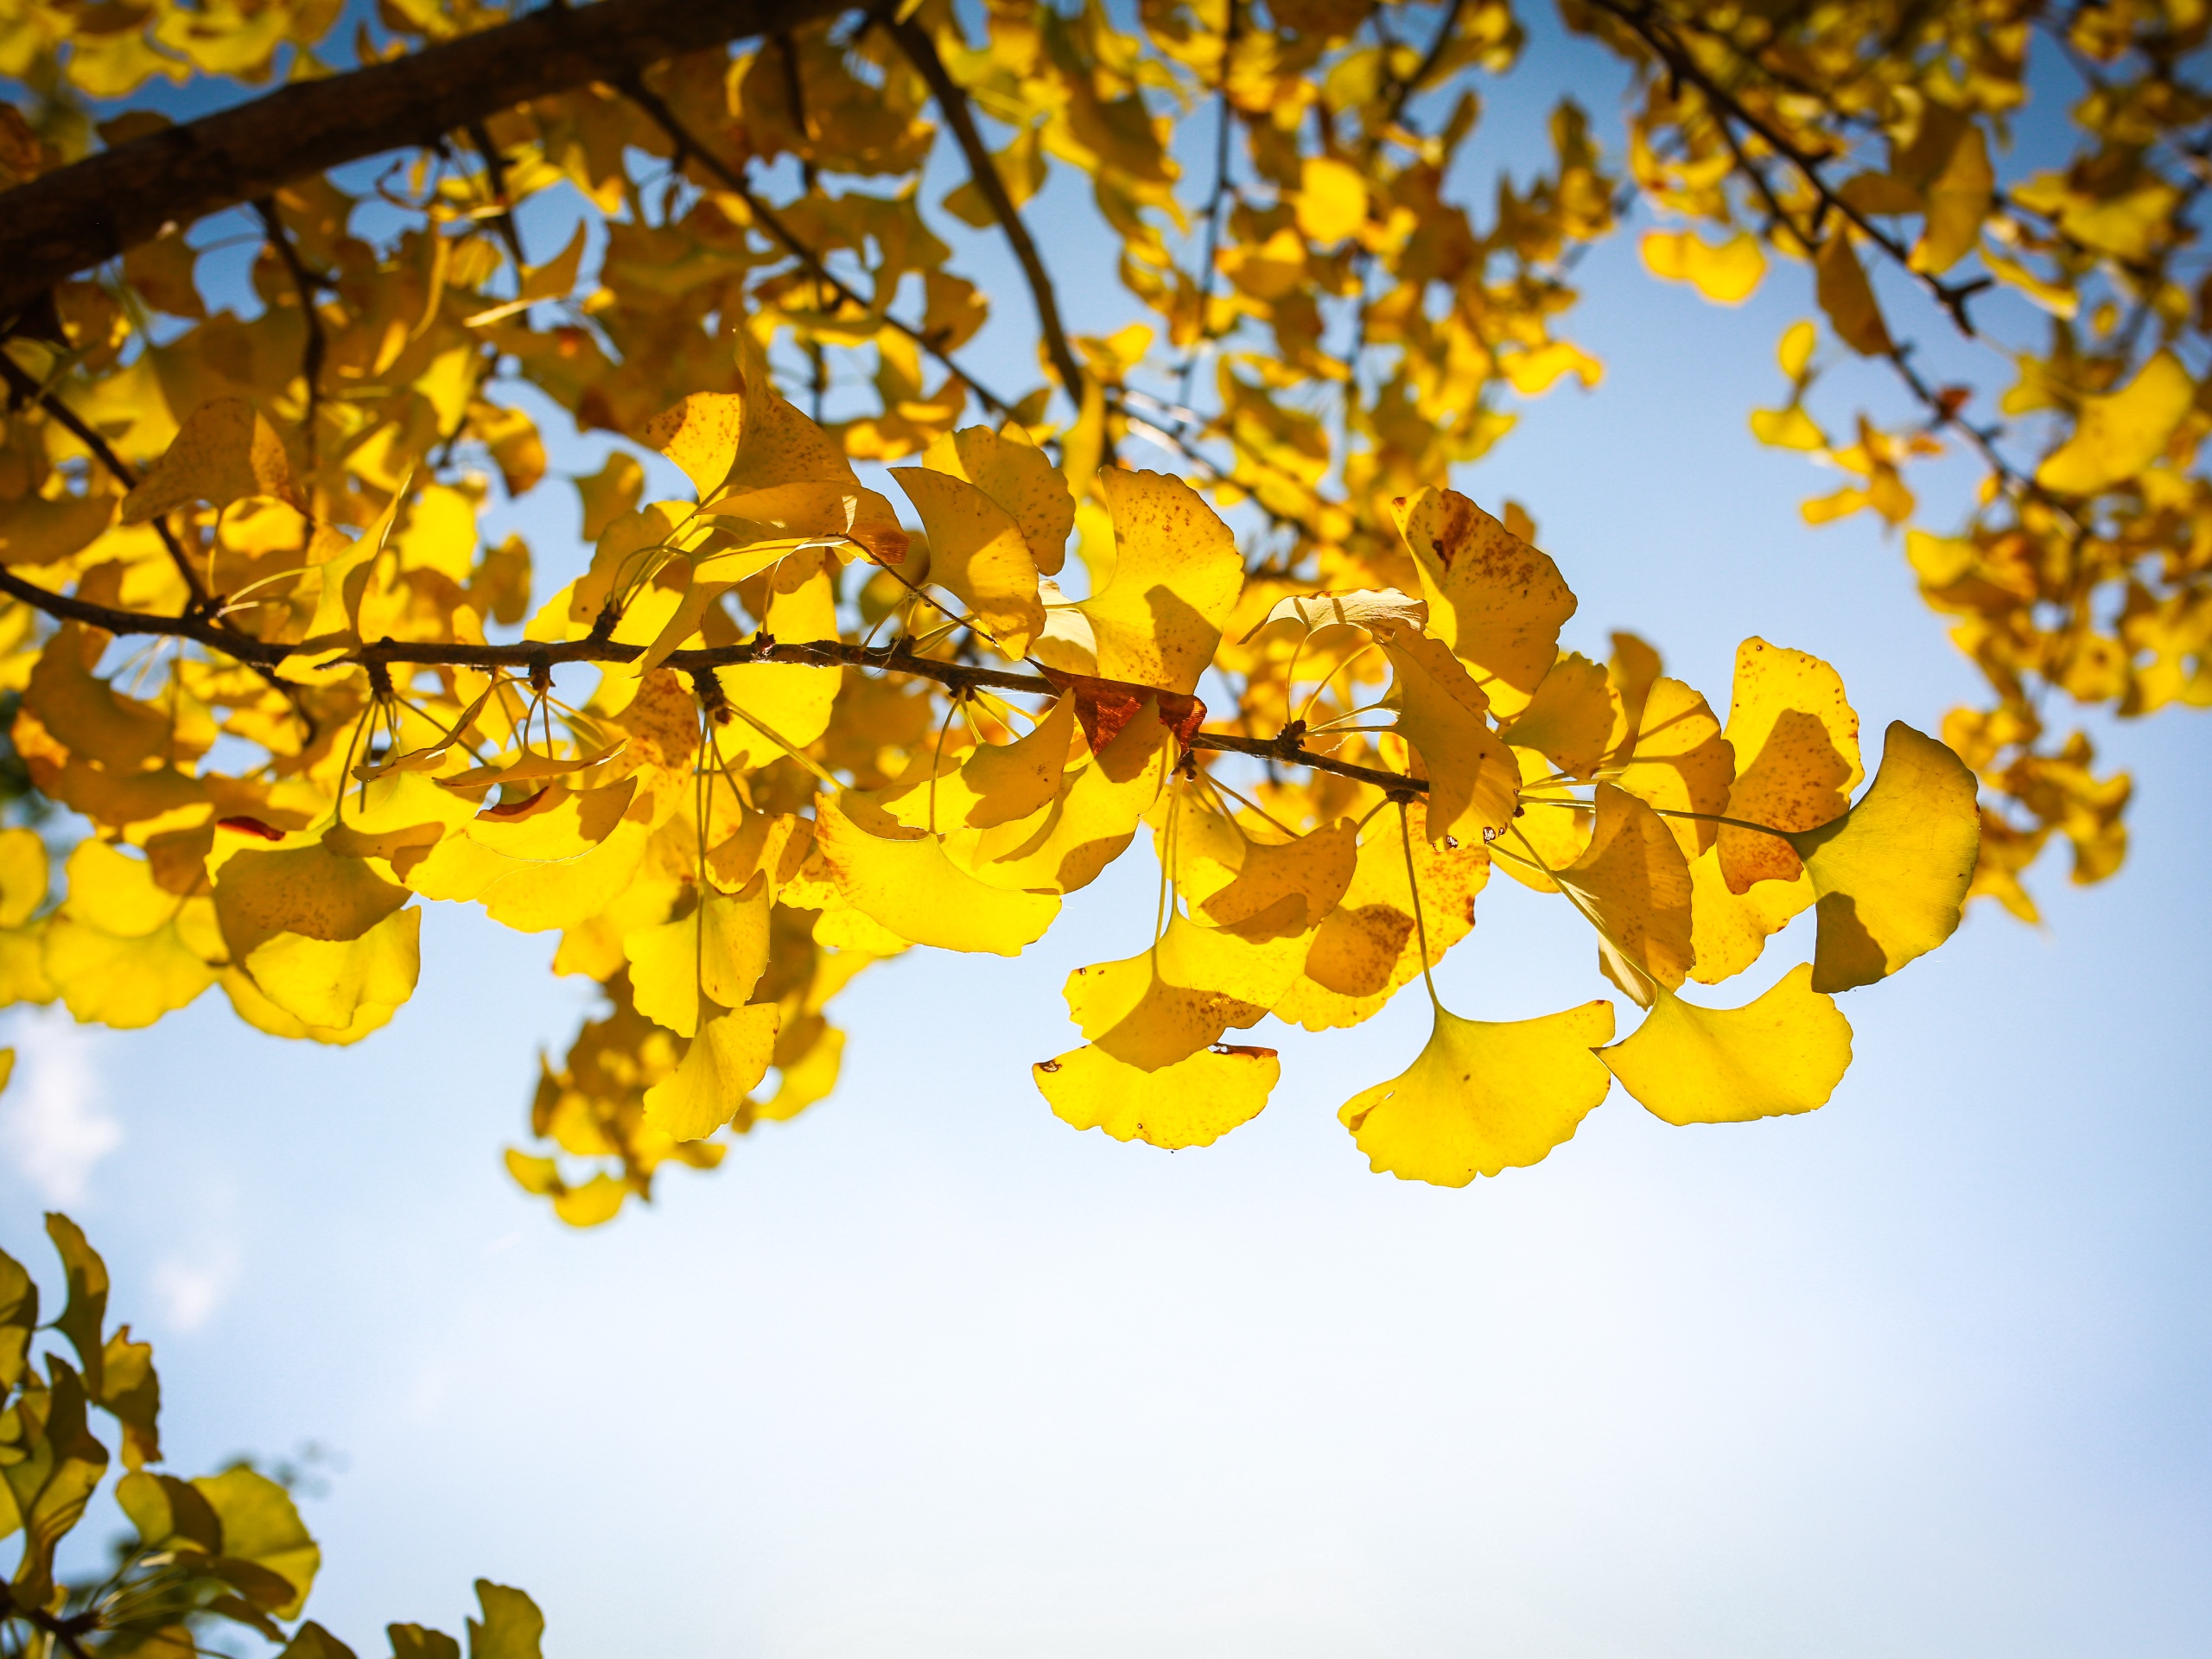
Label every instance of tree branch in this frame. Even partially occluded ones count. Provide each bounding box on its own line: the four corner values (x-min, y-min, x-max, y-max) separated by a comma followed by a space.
0, 349, 213, 612
880, 11, 1090, 407
0, 0, 850, 325
253, 199, 328, 467
0, 569, 1426, 793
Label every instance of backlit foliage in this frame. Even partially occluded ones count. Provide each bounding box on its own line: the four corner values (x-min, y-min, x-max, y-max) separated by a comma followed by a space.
0, 0, 2196, 1215
0, 1214, 543, 1656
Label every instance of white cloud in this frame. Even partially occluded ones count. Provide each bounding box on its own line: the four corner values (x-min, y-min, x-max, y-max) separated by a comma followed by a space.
0, 1011, 118, 1206
152, 1249, 239, 1333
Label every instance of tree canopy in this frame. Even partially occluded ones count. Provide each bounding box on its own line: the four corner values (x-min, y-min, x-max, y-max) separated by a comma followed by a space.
0, 0, 2202, 1226
3, 0, 2206, 1645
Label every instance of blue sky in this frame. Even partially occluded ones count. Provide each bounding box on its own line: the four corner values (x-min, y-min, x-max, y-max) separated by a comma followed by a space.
3, 10, 2210, 1656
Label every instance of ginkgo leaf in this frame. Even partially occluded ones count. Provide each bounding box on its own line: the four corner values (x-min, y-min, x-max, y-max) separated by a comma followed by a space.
1611, 676, 1734, 857
921, 424, 1074, 575
1688, 847, 1813, 986
874, 695, 1077, 833
1034, 1041, 1279, 1148
889, 466, 1045, 656
622, 880, 772, 1038
213, 841, 411, 963
1909, 124, 1993, 276
706, 557, 844, 768
1785, 721, 1980, 991
1240, 587, 1428, 641
1719, 638, 1862, 893
1063, 912, 1307, 1071
1340, 999, 1616, 1185
1055, 467, 1244, 693
1190, 817, 1357, 936
120, 397, 296, 523
244, 905, 421, 1030
190, 1465, 321, 1618
814, 798, 1060, 954
1389, 487, 1577, 715
1815, 233, 1893, 356
641, 391, 746, 499
1557, 783, 1694, 1002
2034, 352, 2196, 496
45, 915, 214, 1027
1600, 964, 1853, 1124
1640, 227, 1765, 303
642, 1000, 781, 1141
1380, 628, 1518, 842
950, 702, 1174, 894
1498, 652, 1612, 779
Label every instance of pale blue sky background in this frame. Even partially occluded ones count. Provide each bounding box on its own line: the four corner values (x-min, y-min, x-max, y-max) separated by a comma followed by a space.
3, 9, 2209, 1656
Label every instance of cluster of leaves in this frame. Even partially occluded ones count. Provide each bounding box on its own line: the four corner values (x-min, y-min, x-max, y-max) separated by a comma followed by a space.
2, 1214, 543, 1659
1600, 0, 2212, 915
0, 0, 2189, 1216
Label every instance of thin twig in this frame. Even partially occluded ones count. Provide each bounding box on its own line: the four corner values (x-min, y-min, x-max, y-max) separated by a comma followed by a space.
464, 119, 528, 266
253, 198, 328, 467
0, 567, 1429, 794
880, 11, 1090, 405
0, 350, 210, 612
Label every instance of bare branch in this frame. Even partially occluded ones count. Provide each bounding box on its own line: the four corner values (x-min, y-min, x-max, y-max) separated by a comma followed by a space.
0, 0, 851, 324
880, 10, 1090, 407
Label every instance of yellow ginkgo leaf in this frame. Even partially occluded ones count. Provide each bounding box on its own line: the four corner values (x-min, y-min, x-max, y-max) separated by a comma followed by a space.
921, 424, 1074, 575
1295, 154, 1368, 242
1286, 801, 1490, 1027
814, 798, 1060, 955
708, 557, 844, 769
1190, 817, 1357, 936
1556, 783, 1694, 1002
218, 965, 396, 1046
1063, 912, 1306, 1071
1601, 963, 1852, 1123
27, 625, 173, 772
1240, 587, 1428, 642
641, 1000, 781, 1141
1380, 629, 1518, 843
622, 880, 772, 1038
59, 840, 180, 938
2034, 352, 2196, 496
1034, 1041, 1279, 1148
641, 391, 746, 499
1641, 227, 1766, 303
951, 701, 1174, 894
0, 829, 43, 929
243, 905, 421, 1030
1910, 124, 1993, 276
874, 695, 1076, 832
889, 466, 1045, 656
1389, 487, 1577, 716
1814, 233, 1894, 356
45, 915, 215, 1027
1687, 846, 1813, 985
1612, 676, 1734, 857
1785, 721, 1980, 991
1502, 340, 1604, 394
1498, 652, 1613, 779
1065, 467, 1244, 694
213, 841, 411, 963
1750, 405, 1828, 451
1719, 637, 1862, 893
1340, 999, 1616, 1185
120, 397, 296, 523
